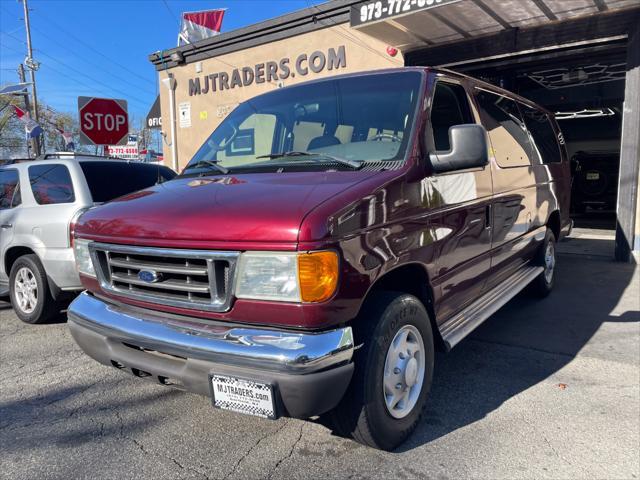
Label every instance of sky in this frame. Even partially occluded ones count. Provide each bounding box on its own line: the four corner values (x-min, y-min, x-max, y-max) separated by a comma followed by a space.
0, 0, 322, 123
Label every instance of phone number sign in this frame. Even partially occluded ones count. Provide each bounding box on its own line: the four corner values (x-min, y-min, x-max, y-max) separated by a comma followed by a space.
350, 0, 459, 27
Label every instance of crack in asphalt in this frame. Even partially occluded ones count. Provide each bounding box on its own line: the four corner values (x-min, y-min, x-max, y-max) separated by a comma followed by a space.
223, 419, 290, 480
266, 422, 304, 480
111, 405, 212, 480
519, 414, 592, 477
128, 436, 213, 480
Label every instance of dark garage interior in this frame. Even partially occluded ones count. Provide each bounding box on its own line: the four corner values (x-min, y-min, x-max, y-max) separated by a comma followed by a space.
455, 42, 627, 231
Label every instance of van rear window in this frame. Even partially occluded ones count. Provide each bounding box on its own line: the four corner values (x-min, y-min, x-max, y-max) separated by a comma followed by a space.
520, 104, 561, 164
80, 162, 175, 203
475, 90, 533, 168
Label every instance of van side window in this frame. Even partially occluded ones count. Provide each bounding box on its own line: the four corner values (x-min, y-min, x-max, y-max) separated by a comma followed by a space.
475, 89, 532, 168
430, 82, 474, 151
28, 164, 75, 205
519, 104, 561, 164
0, 169, 21, 209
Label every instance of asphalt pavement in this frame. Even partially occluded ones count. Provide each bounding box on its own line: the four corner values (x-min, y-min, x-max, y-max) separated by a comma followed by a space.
1, 241, 639, 480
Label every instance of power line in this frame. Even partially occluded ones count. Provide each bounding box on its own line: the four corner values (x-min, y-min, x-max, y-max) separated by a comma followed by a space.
0, 40, 25, 56
304, 1, 403, 66
0, 40, 149, 111
161, 0, 181, 25
10, 7, 156, 87
1, 31, 150, 108
28, 23, 154, 96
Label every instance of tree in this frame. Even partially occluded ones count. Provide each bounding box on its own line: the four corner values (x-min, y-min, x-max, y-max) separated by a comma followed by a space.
0, 92, 93, 158
0, 95, 30, 158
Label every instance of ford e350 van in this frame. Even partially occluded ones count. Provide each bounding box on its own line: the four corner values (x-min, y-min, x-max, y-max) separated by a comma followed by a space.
67, 67, 571, 450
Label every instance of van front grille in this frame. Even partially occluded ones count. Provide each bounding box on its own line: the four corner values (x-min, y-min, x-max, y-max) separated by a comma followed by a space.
89, 243, 239, 312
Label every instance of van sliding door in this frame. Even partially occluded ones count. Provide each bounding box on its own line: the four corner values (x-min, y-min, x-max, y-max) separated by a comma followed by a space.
474, 89, 539, 287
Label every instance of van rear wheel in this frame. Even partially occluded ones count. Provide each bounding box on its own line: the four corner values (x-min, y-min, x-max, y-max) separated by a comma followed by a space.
326, 291, 434, 451
531, 229, 556, 297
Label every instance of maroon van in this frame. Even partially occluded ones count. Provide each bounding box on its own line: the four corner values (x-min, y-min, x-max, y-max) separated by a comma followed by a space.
68, 67, 571, 450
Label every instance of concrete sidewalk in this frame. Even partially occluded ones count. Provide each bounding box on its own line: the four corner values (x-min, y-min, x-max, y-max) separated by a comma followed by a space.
1, 238, 638, 479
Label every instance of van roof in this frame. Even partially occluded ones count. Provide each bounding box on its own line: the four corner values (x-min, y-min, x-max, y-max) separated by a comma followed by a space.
242, 66, 554, 116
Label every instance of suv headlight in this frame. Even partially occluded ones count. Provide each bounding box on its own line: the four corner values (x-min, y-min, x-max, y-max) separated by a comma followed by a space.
235, 251, 338, 303
73, 238, 96, 277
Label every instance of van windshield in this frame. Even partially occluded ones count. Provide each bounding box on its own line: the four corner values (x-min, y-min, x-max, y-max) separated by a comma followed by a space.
183, 71, 422, 175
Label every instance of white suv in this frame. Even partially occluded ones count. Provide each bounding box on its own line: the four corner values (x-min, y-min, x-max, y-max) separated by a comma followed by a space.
0, 154, 175, 323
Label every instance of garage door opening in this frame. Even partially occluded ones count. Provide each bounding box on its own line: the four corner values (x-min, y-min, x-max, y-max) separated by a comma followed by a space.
453, 44, 626, 234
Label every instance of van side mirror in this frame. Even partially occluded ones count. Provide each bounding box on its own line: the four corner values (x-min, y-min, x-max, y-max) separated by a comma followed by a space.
428, 124, 489, 174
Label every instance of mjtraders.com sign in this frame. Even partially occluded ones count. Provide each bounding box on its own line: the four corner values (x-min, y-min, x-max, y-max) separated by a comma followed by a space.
188, 45, 346, 96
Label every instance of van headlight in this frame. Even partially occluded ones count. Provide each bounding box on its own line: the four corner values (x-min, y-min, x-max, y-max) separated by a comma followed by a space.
73, 238, 96, 277
235, 251, 338, 303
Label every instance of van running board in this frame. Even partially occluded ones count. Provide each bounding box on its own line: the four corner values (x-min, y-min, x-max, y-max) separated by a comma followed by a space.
439, 265, 543, 351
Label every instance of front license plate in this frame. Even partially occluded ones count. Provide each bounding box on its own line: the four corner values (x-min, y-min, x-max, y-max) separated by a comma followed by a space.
586, 172, 600, 180
210, 375, 276, 419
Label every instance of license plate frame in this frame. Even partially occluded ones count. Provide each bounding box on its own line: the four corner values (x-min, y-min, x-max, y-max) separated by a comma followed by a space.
209, 374, 277, 419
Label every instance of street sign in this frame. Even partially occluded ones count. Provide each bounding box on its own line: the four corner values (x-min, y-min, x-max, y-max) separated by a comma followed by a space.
78, 96, 129, 146
146, 95, 162, 130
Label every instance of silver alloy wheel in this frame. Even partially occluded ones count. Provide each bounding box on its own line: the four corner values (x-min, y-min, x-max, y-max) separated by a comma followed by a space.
14, 267, 38, 314
544, 241, 556, 284
383, 324, 426, 419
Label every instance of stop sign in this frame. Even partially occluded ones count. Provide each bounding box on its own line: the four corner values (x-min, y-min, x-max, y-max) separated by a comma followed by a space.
78, 96, 129, 146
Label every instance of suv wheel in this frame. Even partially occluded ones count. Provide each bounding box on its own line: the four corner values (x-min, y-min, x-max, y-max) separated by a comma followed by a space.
531, 229, 556, 297
9, 254, 58, 324
326, 291, 434, 451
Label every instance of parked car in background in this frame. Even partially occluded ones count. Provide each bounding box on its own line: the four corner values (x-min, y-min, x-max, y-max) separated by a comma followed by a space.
570, 150, 619, 213
0, 154, 176, 323
67, 68, 571, 450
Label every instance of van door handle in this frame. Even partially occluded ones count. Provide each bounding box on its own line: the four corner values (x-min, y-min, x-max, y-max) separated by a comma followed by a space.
1, 223, 12, 229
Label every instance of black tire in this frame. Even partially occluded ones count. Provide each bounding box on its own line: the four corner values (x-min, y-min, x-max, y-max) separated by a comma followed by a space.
531, 229, 556, 298
326, 291, 434, 451
9, 254, 58, 324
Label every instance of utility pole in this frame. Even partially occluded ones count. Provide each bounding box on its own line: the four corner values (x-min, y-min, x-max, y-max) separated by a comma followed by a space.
21, 0, 42, 156
22, 0, 39, 122
17, 63, 37, 157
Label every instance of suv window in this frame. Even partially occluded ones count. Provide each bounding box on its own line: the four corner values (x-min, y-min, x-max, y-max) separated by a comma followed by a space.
519, 104, 561, 164
80, 161, 176, 203
430, 82, 474, 151
0, 169, 21, 209
475, 89, 532, 168
28, 164, 75, 205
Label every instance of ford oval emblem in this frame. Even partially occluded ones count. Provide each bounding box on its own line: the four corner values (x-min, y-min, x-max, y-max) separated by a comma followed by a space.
138, 270, 161, 283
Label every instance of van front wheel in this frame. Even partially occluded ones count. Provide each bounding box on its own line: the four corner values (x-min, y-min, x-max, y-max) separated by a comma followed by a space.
327, 292, 434, 451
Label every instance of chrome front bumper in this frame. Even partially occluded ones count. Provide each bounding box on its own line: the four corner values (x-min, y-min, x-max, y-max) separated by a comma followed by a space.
67, 292, 355, 418
68, 292, 354, 374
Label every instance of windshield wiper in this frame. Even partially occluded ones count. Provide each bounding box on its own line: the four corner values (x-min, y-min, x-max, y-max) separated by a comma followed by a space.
257, 151, 361, 169
182, 159, 229, 175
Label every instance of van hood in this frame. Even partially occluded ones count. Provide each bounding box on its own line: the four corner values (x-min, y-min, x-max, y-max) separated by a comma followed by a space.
75, 172, 377, 244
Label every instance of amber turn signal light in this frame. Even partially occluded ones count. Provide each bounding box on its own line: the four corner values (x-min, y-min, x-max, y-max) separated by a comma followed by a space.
297, 251, 339, 303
